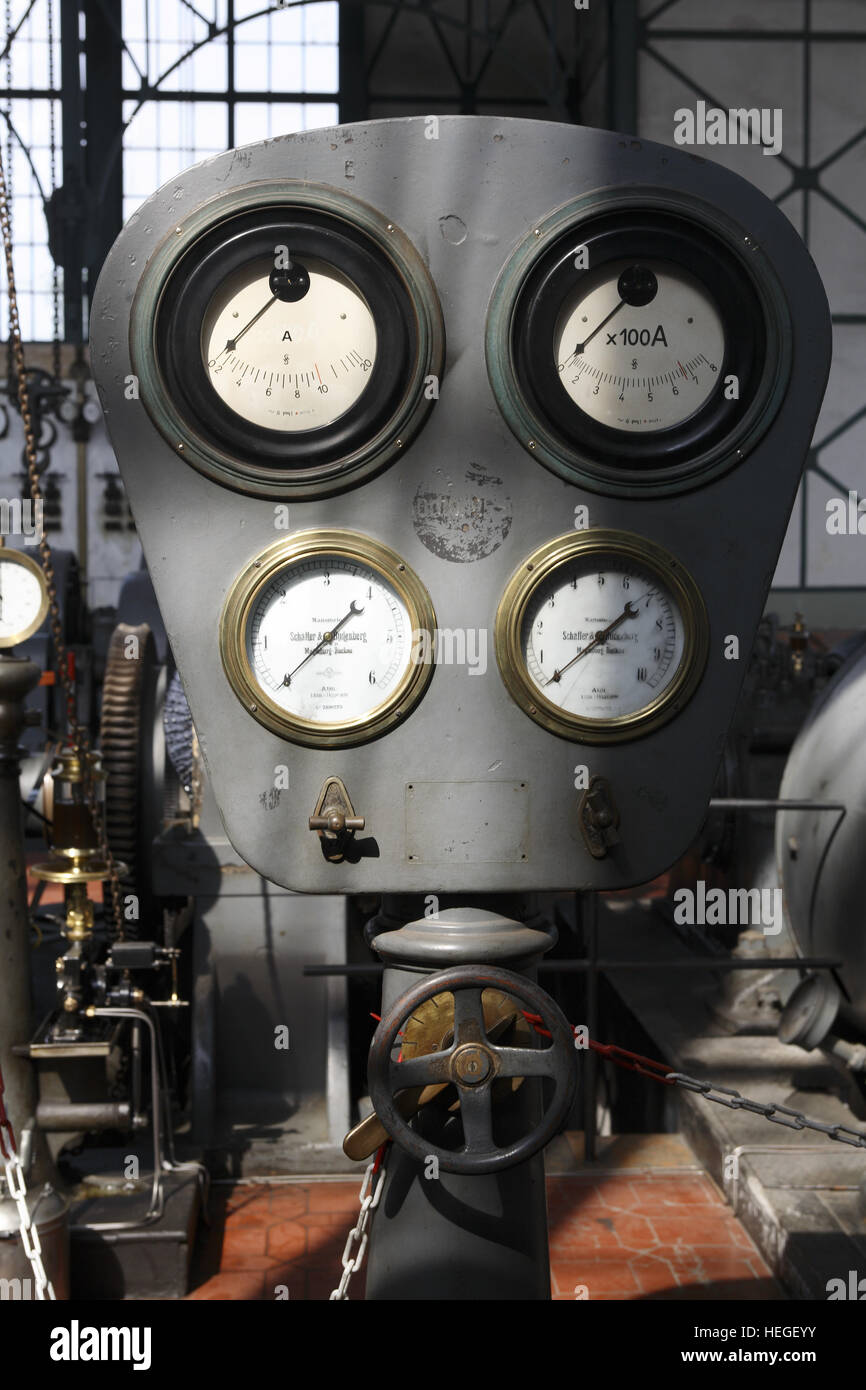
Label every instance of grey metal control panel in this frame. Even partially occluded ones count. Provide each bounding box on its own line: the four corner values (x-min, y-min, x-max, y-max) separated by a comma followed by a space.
90, 116, 831, 894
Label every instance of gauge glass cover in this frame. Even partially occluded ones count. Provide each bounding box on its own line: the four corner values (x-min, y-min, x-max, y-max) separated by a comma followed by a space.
553, 258, 725, 433
496, 530, 708, 743
201, 255, 377, 432
521, 554, 686, 719
248, 555, 411, 724
0, 551, 49, 647
221, 531, 436, 747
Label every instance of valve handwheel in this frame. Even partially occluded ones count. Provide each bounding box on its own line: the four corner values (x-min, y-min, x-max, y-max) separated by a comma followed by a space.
367, 964, 577, 1175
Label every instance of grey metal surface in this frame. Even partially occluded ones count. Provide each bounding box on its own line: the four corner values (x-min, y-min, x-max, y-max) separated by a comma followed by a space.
776, 640, 866, 1034
373, 905, 553, 967
90, 116, 831, 894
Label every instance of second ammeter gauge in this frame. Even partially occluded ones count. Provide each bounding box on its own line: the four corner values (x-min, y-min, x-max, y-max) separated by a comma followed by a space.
220, 530, 436, 748
487, 192, 791, 496
495, 530, 709, 744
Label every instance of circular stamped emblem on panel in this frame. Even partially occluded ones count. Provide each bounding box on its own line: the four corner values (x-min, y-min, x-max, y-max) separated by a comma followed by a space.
412, 464, 512, 562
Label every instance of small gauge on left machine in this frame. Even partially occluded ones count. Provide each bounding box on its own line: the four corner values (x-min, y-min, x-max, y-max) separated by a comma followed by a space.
0, 546, 49, 648
131, 185, 445, 499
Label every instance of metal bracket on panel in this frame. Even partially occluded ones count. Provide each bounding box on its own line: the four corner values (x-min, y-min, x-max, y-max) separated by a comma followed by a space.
579, 775, 620, 860
309, 776, 366, 863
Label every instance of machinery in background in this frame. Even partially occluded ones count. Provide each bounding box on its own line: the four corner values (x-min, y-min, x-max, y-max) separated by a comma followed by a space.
775, 635, 866, 1068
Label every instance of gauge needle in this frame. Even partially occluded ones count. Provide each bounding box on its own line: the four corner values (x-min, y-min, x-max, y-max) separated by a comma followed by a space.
567, 298, 626, 360
545, 598, 642, 686
282, 599, 365, 687
220, 294, 279, 354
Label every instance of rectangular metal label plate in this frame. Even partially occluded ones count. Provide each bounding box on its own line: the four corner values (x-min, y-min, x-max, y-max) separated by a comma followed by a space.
405, 780, 529, 864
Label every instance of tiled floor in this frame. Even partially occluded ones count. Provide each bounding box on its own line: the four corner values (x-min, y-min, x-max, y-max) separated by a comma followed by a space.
546, 1172, 779, 1300
187, 1135, 782, 1301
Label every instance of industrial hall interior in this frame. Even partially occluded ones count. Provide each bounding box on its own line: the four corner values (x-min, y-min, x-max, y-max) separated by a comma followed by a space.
1, 0, 865, 1319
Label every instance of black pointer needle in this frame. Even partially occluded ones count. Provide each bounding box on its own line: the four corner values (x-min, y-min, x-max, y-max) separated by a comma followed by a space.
564, 264, 661, 364
219, 294, 279, 355
570, 298, 627, 359
545, 599, 641, 686
282, 600, 365, 687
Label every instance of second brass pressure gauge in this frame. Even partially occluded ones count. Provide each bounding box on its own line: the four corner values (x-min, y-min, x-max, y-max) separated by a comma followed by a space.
220, 530, 436, 748
0, 545, 49, 648
495, 529, 709, 744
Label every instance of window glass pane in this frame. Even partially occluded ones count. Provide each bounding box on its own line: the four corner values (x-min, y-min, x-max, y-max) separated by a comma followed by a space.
2, 2, 339, 339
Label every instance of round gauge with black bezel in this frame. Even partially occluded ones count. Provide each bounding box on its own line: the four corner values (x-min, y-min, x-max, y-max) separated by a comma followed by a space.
220, 530, 436, 748
495, 529, 708, 744
486, 191, 791, 496
131, 184, 444, 499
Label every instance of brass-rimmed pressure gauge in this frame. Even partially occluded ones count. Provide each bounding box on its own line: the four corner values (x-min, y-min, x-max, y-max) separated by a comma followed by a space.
220, 530, 436, 748
0, 545, 49, 648
495, 529, 708, 744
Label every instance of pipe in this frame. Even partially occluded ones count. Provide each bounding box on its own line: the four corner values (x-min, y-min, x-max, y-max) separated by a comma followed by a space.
36, 1101, 131, 1132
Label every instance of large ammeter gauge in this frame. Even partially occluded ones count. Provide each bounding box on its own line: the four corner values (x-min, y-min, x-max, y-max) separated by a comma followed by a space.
130, 184, 444, 498
219, 530, 436, 748
495, 530, 708, 744
486, 191, 791, 496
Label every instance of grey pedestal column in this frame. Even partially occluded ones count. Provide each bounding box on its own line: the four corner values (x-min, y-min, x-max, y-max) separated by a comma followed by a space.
364, 907, 555, 1301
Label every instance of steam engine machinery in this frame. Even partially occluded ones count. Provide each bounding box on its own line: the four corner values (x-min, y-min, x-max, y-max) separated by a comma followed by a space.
4, 113, 854, 1301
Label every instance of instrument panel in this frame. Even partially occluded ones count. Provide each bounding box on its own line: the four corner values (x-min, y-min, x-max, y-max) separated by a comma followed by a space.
94, 117, 830, 893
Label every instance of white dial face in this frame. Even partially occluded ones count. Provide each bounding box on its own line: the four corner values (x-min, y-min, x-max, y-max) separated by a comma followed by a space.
521, 556, 686, 721
246, 554, 414, 726
0, 557, 45, 644
202, 255, 377, 432
554, 258, 725, 433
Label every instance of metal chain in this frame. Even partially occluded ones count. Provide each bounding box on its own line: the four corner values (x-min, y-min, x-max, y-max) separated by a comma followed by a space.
0, 1055, 55, 1300
46, 0, 61, 381
329, 1143, 388, 1300
0, 139, 125, 936
666, 1071, 866, 1149
333, 1011, 866, 1296
3, 0, 11, 390
523, 1012, 866, 1151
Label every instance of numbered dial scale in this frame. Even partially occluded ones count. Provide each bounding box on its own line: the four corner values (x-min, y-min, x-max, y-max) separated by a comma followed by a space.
495, 530, 709, 744
133, 185, 444, 498
0, 546, 49, 648
487, 196, 789, 495
220, 531, 437, 747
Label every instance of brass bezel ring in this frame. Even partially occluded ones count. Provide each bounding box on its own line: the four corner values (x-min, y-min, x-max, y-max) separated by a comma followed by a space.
494, 528, 709, 744
0, 547, 50, 648
220, 528, 437, 748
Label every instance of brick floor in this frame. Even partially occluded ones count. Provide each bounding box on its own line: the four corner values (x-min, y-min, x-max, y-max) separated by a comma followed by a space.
187, 1163, 782, 1301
